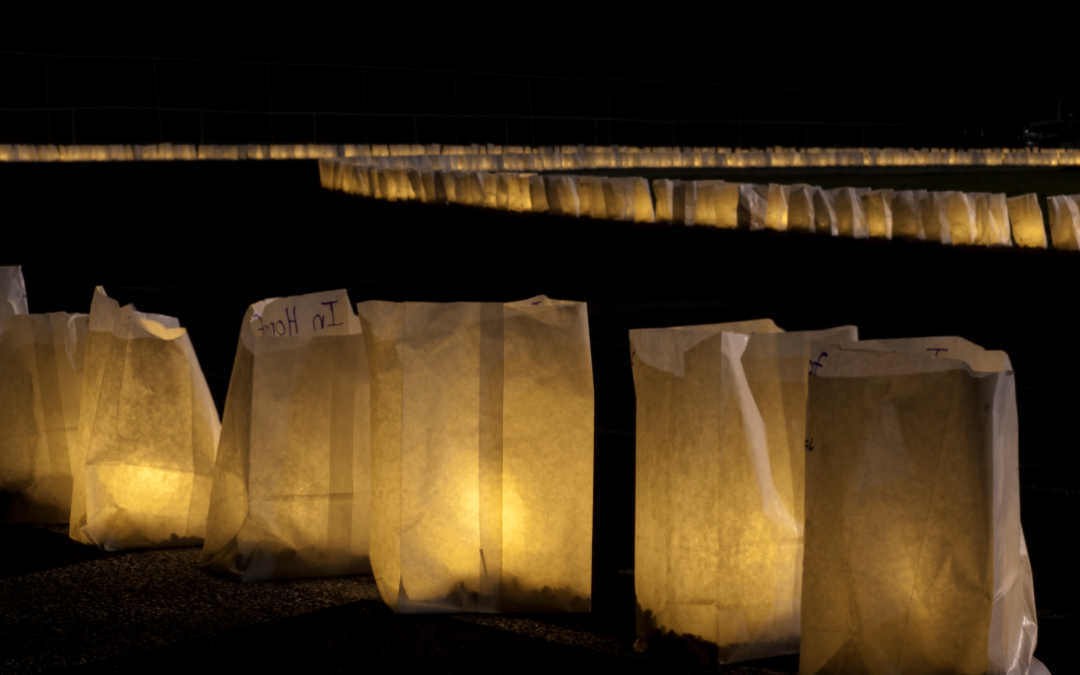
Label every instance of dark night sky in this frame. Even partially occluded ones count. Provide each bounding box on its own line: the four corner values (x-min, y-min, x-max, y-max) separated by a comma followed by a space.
3, 9, 1075, 148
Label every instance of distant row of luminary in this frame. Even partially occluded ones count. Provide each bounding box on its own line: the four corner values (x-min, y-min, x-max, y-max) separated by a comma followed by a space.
0, 266, 1048, 674
319, 158, 1080, 251
0, 141, 1075, 168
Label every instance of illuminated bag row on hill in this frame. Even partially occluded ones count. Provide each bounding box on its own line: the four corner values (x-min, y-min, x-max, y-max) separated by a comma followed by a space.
0, 269, 1049, 674
319, 159, 1054, 249
3, 141, 1079, 167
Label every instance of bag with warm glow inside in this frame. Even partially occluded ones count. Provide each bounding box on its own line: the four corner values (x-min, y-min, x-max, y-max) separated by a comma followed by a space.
0, 267, 89, 523
357, 296, 593, 613
630, 319, 857, 665
201, 290, 370, 581
69, 287, 221, 550
801, 337, 1046, 675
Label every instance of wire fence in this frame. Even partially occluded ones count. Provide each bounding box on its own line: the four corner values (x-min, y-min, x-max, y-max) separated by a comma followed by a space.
0, 51, 1070, 148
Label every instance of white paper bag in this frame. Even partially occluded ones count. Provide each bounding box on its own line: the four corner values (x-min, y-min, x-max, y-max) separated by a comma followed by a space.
1007, 193, 1047, 249
861, 190, 893, 239
632, 319, 858, 665
69, 287, 221, 550
632, 177, 655, 223
945, 191, 978, 245
544, 176, 581, 217
891, 190, 926, 241
788, 185, 817, 233
738, 184, 768, 230
920, 192, 953, 244
829, 188, 868, 238
0, 268, 88, 523
803, 337, 1045, 675
813, 188, 838, 236
1047, 195, 1080, 250
765, 184, 791, 231
672, 180, 697, 226
975, 193, 1014, 246
201, 290, 370, 581
652, 179, 674, 222
358, 296, 593, 613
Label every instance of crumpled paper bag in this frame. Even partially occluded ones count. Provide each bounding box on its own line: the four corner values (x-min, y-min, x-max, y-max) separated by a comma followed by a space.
0, 267, 88, 523
358, 296, 593, 613
1047, 195, 1080, 250
802, 337, 1047, 675
69, 287, 220, 550
1007, 193, 1047, 249
201, 290, 370, 581
631, 319, 857, 665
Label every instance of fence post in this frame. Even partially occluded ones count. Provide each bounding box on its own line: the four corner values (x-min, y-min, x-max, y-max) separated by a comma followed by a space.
527, 78, 535, 147
43, 56, 51, 144
153, 58, 164, 143
265, 63, 275, 144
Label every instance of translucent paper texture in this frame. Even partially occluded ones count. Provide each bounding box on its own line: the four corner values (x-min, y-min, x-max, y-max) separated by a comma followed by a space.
1, 266, 29, 322
202, 290, 371, 581
802, 337, 1045, 675
69, 287, 221, 550
358, 296, 594, 613
631, 319, 858, 665
0, 285, 88, 522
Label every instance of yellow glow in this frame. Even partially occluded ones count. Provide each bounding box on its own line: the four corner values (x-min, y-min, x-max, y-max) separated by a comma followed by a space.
69, 287, 220, 550
631, 321, 857, 665
359, 297, 593, 614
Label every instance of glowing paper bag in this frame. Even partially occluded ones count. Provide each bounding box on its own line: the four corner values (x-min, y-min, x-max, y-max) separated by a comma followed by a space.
788, 185, 817, 232
738, 184, 768, 230
1007, 193, 1047, 248
69, 287, 220, 550
632, 319, 858, 665
813, 188, 838, 235
920, 192, 953, 244
1046, 195, 1080, 250
975, 193, 1013, 246
802, 337, 1046, 675
672, 180, 697, 226
890, 190, 926, 240
861, 190, 893, 239
945, 191, 978, 245
829, 188, 868, 238
358, 296, 593, 614
765, 184, 791, 231
201, 290, 369, 581
0, 268, 89, 523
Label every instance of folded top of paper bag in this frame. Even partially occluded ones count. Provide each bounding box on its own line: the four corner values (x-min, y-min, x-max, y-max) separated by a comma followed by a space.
90, 287, 185, 341
810, 336, 1011, 378
1, 265, 29, 324
247, 289, 359, 341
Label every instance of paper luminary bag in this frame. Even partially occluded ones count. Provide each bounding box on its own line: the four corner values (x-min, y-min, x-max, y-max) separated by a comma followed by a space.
890, 190, 926, 241
0, 267, 89, 523
1046, 195, 1080, 250
631, 319, 858, 665
801, 337, 1047, 675
69, 287, 221, 550
1007, 193, 1048, 249
201, 290, 370, 581
358, 296, 593, 614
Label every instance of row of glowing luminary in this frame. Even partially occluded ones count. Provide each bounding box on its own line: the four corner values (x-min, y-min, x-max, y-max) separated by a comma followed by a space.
319, 158, 1080, 250
0, 141, 1075, 167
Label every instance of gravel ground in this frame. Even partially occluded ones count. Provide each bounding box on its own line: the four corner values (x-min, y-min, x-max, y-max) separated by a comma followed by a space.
1, 525, 796, 674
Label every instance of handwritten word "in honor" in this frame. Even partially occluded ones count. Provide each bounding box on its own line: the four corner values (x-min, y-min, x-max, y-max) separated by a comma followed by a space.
254, 300, 345, 337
